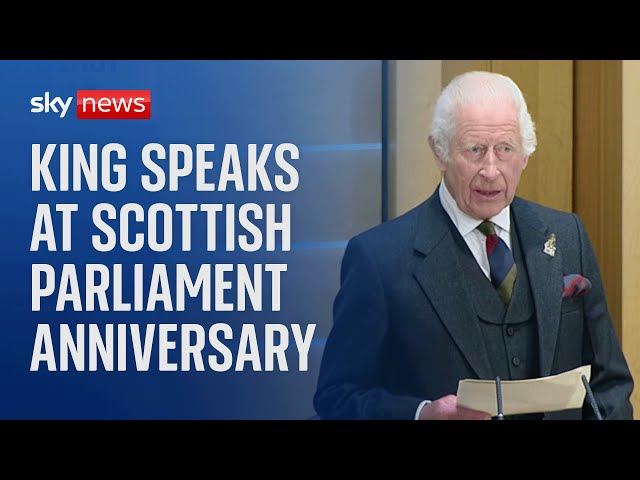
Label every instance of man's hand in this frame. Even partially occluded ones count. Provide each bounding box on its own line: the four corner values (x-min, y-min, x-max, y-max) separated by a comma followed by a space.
418, 394, 491, 420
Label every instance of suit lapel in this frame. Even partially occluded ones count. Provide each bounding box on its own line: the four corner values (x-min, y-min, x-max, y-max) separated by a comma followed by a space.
412, 193, 493, 380
511, 198, 563, 377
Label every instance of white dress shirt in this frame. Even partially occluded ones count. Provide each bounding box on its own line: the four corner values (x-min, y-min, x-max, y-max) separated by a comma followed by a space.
414, 180, 512, 419
438, 180, 512, 279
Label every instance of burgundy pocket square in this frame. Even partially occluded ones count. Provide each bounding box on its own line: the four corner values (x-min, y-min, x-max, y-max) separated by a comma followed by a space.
562, 274, 592, 299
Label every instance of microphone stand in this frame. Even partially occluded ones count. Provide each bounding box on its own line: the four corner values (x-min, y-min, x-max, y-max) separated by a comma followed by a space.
496, 376, 504, 420
581, 374, 603, 420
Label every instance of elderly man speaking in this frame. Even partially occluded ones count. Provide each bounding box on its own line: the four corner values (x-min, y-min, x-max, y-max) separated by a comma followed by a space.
314, 71, 634, 421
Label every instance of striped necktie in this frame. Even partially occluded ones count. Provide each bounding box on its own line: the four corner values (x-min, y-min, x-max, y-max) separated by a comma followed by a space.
477, 220, 517, 304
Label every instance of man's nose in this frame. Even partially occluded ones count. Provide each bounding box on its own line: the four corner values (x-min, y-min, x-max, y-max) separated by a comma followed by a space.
479, 150, 500, 180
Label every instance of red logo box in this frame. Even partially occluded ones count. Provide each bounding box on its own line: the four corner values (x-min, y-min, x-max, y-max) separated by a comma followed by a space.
76, 90, 151, 119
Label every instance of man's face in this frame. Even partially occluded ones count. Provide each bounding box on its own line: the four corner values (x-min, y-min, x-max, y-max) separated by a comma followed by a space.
435, 100, 529, 220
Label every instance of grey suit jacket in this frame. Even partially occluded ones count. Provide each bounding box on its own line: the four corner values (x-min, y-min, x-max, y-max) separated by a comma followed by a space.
314, 189, 634, 420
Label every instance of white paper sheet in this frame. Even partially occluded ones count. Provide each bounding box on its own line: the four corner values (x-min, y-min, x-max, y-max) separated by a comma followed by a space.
456, 365, 591, 416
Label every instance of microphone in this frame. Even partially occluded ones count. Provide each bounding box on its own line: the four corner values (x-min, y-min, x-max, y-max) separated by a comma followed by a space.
495, 376, 504, 420
581, 374, 603, 420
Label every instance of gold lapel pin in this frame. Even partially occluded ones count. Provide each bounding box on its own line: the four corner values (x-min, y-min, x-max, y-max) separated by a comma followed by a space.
544, 233, 557, 257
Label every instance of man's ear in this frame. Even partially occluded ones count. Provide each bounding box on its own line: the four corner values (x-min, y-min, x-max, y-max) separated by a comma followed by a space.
522, 155, 529, 170
428, 136, 447, 173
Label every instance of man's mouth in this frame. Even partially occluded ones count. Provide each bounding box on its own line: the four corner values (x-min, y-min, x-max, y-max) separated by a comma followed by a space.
474, 189, 501, 198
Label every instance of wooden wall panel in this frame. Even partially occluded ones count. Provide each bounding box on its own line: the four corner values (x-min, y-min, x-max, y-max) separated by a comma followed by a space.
573, 61, 622, 339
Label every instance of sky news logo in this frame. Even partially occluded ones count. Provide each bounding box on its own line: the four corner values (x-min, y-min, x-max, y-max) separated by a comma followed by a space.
30, 90, 151, 119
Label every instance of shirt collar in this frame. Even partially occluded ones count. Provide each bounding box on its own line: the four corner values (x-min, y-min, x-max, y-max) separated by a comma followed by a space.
438, 180, 511, 236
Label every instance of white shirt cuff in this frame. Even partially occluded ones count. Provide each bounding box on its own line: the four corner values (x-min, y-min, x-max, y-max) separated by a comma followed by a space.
414, 400, 431, 420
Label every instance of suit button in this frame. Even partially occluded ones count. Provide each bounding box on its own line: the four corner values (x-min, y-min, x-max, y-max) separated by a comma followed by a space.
512, 357, 521, 367
506, 326, 515, 336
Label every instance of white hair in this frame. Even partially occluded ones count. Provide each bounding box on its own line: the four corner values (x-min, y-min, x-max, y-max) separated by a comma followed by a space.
430, 71, 537, 161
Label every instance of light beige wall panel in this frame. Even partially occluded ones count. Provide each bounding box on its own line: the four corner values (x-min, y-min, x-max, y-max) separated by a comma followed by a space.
387, 60, 442, 218
622, 59, 640, 417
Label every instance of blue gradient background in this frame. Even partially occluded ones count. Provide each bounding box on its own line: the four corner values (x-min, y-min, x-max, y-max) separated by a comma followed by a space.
0, 60, 383, 419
